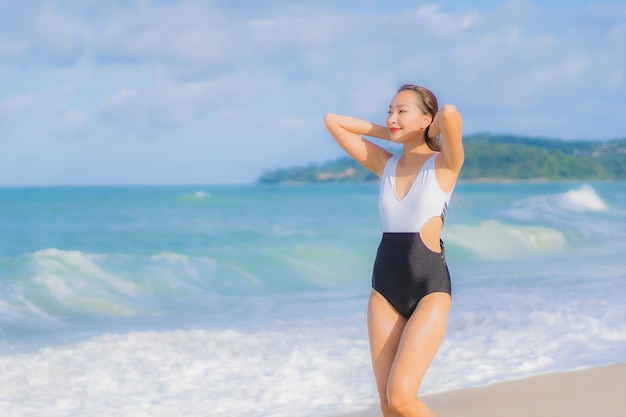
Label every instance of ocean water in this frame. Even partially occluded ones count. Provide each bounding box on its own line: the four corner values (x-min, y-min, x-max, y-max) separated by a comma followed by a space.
0, 181, 625, 417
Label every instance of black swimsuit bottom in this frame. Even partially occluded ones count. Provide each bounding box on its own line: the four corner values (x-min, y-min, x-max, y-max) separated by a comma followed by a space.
372, 232, 451, 318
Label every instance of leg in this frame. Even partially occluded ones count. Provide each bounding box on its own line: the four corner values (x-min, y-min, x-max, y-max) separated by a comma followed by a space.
387, 292, 451, 417
367, 289, 407, 417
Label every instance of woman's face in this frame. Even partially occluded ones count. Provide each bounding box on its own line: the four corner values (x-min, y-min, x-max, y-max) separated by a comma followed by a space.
386, 90, 431, 143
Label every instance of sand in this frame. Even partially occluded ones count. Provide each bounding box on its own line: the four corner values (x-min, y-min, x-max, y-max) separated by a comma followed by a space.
334, 363, 626, 417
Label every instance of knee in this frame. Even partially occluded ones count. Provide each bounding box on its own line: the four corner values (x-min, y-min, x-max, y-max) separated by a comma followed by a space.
386, 387, 414, 416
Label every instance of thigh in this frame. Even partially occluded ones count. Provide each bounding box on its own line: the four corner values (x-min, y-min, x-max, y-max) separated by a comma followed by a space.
367, 289, 407, 396
388, 292, 451, 396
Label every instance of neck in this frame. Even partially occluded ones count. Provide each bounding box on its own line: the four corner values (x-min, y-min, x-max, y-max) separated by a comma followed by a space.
403, 140, 432, 158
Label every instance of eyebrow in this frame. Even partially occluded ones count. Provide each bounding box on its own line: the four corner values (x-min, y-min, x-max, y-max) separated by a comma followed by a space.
389, 103, 410, 108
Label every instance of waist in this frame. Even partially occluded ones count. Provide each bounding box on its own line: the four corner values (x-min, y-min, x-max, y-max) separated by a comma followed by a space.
378, 232, 445, 254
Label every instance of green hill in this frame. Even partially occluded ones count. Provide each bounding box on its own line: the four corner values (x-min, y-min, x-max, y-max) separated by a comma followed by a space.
257, 134, 626, 183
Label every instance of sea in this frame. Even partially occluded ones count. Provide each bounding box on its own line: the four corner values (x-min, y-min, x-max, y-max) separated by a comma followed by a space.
0, 181, 625, 417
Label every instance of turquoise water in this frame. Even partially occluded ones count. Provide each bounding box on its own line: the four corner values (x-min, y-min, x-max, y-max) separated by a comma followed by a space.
1, 182, 625, 416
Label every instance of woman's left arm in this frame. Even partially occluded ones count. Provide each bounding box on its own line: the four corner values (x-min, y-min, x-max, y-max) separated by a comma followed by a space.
429, 104, 464, 175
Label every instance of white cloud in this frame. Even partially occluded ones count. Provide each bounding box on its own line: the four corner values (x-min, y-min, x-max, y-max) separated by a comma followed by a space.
532, 59, 589, 82
0, 0, 624, 185
93, 1, 229, 66
0, 3, 87, 65
95, 72, 268, 132
415, 4, 479, 35
0, 92, 42, 116
0, 93, 46, 140
59, 108, 90, 132
100, 81, 210, 129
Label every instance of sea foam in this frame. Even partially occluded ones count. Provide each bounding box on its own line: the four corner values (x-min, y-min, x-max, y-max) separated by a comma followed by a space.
558, 184, 608, 211
1, 249, 141, 324
2, 272, 624, 417
0, 320, 374, 417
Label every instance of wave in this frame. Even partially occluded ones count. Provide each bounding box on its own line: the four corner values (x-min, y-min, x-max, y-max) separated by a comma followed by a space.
557, 184, 608, 212
444, 220, 566, 259
0, 249, 144, 324
447, 183, 624, 257
179, 190, 211, 200
505, 184, 610, 218
0, 248, 217, 326
0, 245, 371, 327
502, 184, 625, 241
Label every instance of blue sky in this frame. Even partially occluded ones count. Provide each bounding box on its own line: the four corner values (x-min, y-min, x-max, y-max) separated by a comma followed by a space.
1, 0, 624, 185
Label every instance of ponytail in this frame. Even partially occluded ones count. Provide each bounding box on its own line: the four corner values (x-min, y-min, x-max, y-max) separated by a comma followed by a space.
424, 124, 440, 152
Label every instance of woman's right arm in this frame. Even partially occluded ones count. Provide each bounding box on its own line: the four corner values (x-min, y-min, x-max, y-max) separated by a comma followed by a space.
324, 113, 392, 177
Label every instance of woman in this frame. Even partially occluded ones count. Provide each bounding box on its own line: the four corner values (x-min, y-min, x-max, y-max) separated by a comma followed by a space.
324, 84, 463, 417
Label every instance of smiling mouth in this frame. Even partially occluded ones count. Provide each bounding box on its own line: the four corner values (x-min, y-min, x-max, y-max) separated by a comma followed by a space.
389, 127, 401, 133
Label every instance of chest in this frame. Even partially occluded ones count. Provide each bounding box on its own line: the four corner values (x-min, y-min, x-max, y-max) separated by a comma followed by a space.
393, 156, 435, 200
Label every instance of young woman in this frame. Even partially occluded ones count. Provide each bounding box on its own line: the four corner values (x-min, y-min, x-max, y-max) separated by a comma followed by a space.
324, 84, 463, 417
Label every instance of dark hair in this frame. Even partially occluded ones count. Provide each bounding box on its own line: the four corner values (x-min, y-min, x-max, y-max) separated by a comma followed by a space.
397, 84, 440, 151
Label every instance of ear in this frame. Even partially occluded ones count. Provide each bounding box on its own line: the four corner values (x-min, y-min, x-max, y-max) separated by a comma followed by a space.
421, 114, 432, 130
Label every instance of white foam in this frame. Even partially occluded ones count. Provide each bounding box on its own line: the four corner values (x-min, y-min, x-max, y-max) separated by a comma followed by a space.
28, 249, 140, 316
4, 246, 370, 328
0, 321, 375, 417
181, 190, 210, 199
2, 259, 625, 417
558, 184, 608, 211
503, 184, 626, 244
33, 249, 138, 296
429, 279, 626, 392
150, 251, 191, 262
2, 280, 624, 417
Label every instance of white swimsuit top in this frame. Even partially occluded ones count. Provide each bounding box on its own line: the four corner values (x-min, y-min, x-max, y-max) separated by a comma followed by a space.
378, 153, 453, 233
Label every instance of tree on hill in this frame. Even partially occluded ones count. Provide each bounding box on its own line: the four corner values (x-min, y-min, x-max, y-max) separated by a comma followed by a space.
257, 135, 626, 183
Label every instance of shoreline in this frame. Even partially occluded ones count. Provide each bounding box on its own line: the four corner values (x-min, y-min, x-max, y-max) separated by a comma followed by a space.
257, 177, 624, 185
332, 363, 626, 417
2, 178, 625, 188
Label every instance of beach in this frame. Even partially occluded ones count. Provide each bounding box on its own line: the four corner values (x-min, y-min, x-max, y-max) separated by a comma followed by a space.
335, 364, 626, 417
1, 182, 624, 417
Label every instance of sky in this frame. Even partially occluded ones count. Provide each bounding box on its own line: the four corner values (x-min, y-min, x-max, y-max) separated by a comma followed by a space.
0, 0, 625, 186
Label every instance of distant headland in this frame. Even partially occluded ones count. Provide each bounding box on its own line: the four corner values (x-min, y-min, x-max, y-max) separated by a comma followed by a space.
257, 134, 626, 183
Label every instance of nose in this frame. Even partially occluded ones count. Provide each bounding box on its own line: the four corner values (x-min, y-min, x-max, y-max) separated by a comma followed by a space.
386, 113, 396, 126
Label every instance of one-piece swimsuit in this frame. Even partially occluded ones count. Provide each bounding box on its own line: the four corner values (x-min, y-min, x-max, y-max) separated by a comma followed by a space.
372, 153, 453, 318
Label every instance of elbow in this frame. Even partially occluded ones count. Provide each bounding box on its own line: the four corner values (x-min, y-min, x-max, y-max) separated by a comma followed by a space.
440, 104, 459, 119
440, 105, 462, 131
324, 113, 337, 127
